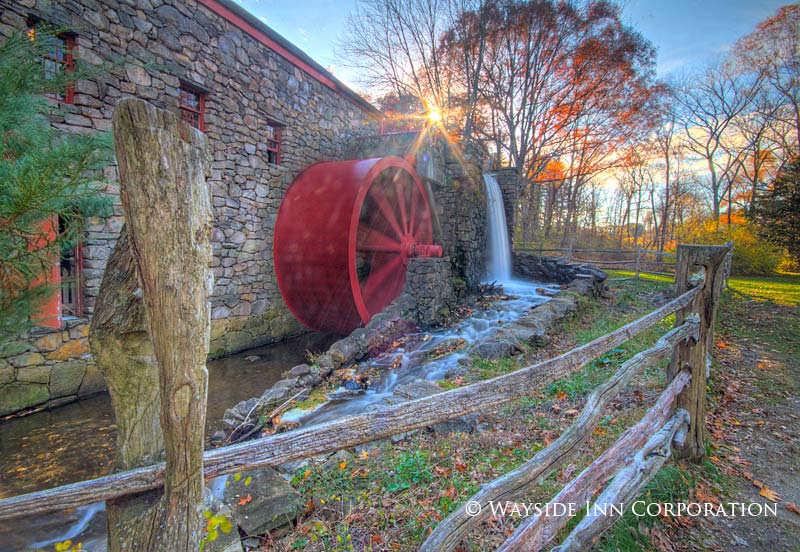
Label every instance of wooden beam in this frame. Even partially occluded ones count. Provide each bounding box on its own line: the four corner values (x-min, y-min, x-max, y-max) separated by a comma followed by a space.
113, 98, 214, 550
669, 244, 730, 460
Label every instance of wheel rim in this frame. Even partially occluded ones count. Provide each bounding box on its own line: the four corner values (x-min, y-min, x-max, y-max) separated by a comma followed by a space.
349, 158, 433, 323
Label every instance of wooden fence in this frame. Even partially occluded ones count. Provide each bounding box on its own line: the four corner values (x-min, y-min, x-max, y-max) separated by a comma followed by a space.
0, 244, 731, 552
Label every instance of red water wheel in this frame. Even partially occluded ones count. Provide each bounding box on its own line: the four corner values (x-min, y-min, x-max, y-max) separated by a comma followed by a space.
274, 156, 443, 334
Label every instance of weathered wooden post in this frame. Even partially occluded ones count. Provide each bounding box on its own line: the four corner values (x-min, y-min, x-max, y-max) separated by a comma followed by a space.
668, 244, 730, 460
634, 246, 641, 280
110, 98, 213, 550
90, 226, 164, 550
723, 241, 734, 289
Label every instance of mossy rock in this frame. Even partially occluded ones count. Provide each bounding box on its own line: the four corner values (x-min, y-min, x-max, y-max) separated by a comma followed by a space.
0, 382, 49, 416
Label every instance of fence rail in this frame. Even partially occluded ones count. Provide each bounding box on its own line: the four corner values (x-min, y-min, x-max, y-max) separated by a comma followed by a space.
0, 244, 731, 552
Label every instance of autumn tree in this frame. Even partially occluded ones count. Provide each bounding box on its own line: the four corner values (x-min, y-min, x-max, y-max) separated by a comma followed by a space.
735, 3, 800, 150
675, 61, 761, 225
339, 0, 490, 134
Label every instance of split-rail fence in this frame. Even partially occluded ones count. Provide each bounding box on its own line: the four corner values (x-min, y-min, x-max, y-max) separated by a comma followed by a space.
0, 244, 731, 551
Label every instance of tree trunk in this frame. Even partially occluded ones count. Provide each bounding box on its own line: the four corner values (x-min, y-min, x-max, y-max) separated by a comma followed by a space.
112, 98, 213, 551
90, 225, 164, 551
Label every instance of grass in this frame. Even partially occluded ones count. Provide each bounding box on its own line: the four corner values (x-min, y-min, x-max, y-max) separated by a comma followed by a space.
273, 270, 799, 551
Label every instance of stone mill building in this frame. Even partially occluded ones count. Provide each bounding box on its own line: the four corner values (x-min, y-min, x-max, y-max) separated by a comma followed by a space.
0, 0, 488, 416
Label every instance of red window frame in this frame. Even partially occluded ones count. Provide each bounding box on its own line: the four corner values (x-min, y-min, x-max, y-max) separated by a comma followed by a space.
179, 85, 206, 131
29, 28, 76, 104
266, 123, 281, 165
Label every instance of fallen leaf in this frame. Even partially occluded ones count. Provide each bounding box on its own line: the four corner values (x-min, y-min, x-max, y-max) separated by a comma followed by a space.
759, 486, 781, 502
237, 494, 252, 506
434, 466, 452, 477
565, 409, 579, 416
786, 502, 800, 516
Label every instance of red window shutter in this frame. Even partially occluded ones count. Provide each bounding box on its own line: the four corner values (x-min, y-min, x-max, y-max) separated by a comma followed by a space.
30, 216, 62, 328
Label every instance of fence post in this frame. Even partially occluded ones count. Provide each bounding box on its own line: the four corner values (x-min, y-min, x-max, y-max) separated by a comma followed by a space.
634, 246, 641, 280
723, 241, 733, 289
668, 244, 731, 460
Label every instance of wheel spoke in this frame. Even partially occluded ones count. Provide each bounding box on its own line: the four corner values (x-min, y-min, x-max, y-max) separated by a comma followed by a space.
357, 226, 401, 253
394, 172, 410, 234
368, 184, 404, 241
409, 184, 423, 237
362, 256, 403, 300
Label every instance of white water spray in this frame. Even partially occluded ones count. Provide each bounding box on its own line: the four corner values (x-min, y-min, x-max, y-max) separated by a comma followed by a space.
483, 173, 512, 282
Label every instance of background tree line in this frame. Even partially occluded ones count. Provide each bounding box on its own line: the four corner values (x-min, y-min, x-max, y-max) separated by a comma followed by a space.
341, 0, 800, 274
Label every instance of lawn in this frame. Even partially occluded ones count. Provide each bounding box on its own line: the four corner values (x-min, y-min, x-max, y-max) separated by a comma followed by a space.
267, 271, 800, 551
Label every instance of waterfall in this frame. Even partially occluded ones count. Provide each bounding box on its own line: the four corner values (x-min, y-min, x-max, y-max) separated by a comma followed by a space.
483, 173, 512, 282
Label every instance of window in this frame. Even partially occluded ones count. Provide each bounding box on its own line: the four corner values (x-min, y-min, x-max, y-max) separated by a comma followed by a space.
27, 26, 76, 104
58, 216, 83, 318
179, 85, 205, 131
266, 123, 281, 165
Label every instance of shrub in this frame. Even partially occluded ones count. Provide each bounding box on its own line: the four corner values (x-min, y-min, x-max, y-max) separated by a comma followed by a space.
678, 217, 783, 276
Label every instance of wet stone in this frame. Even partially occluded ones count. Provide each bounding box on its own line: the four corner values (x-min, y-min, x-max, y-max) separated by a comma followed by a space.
224, 466, 303, 535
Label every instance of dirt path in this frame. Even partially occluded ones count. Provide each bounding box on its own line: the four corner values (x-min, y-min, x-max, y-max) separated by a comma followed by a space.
697, 291, 800, 551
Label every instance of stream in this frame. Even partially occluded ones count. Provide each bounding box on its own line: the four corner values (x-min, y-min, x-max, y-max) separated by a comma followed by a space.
0, 331, 339, 552
300, 279, 557, 425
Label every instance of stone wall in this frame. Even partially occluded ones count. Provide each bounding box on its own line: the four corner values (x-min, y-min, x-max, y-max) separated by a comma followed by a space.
0, 321, 105, 416
493, 169, 521, 247
401, 257, 458, 327
0, 0, 378, 415
513, 252, 608, 285
439, 150, 487, 287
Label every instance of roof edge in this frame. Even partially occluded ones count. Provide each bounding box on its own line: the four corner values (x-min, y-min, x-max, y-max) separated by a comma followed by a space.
202, 0, 382, 118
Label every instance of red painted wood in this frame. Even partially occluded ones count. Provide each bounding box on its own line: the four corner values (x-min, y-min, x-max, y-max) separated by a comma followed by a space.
274, 157, 441, 334
30, 216, 62, 328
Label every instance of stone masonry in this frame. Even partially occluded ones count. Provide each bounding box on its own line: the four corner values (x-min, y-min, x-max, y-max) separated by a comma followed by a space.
0, 0, 379, 415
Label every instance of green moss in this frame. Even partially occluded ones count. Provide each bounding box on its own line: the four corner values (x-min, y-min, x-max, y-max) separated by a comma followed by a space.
0, 382, 49, 416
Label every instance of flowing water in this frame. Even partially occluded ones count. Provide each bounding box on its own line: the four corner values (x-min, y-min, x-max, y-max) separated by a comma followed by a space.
483, 173, 512, 282
0, 332, 338, 551
1, 172, 548, 550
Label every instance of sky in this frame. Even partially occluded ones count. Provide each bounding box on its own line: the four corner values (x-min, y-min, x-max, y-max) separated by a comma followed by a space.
232, 0, 790, 91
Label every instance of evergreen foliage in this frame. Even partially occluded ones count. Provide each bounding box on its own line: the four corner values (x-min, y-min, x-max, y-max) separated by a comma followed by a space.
0, 28, 112, 337
755, 156, 800, 261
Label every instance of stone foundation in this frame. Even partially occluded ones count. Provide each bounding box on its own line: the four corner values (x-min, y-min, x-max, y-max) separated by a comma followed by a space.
0, 320, 104, 417
403, 257, 458, 327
